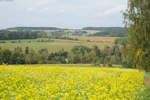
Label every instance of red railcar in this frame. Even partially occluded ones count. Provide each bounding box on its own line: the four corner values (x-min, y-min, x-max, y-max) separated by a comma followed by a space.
88, 40, 112, 43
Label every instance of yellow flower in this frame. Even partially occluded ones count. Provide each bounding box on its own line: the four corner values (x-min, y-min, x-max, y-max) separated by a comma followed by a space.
0, 65, 146, 100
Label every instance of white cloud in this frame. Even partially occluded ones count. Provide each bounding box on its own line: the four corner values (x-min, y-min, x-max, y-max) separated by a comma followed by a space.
97, 5, 127, 17
43, 7, 49, 11
26, 0, 52, 12
59, 9, 65, 13
0, 0, 128, 29
27, 7, 35, 12
36, 0, 49, 6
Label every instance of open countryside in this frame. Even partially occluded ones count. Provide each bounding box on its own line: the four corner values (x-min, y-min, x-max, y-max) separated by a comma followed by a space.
0, 0, 150, 100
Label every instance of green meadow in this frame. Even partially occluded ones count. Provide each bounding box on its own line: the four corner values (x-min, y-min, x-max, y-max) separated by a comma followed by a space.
0, 36, 117, 52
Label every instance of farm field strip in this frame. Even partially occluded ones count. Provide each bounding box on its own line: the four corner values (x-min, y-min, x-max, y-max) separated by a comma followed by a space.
0, 36, 116, 53
0, 38, 114, 53
0, 65, 146, 100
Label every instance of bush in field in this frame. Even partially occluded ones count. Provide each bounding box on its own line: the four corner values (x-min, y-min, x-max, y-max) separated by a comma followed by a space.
108, 64, 113, 67
0, 41, 6, 43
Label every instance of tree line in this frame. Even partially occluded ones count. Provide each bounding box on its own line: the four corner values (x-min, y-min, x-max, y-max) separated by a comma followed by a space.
0, 43, 127, 66
83, 27, 128, 37
6, 27, 61, 31
0, 31, 47, 40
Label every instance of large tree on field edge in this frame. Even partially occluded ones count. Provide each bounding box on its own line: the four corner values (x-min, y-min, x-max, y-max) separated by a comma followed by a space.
124, 0, 150, 71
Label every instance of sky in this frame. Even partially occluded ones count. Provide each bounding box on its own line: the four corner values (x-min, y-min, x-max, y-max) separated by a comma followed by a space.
0, 0, 128, 29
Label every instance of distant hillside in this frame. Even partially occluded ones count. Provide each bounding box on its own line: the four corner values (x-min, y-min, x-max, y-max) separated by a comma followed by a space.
4, 26, 128, 37
6, 27, 62, 31
82, 27, 124, 31
82, 27, 128, 37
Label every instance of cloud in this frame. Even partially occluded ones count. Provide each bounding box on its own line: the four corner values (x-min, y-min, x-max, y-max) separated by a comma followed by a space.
97, 5, 127, 17
36, 0, 49, 6
26, 0, 51, 12
43, 7, 49, 11
27, 7, 34, 12
0, 0, 128, 29
59, 9, 65, 13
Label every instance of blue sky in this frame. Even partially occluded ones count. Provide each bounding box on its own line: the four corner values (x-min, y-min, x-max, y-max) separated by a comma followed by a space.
0, 0, 127, 29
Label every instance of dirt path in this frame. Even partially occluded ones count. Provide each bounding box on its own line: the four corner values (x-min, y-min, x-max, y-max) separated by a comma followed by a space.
145, 77, 150, 88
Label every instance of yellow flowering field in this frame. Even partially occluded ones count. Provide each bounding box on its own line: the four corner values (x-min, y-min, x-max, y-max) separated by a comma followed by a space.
0, 65, 146, 100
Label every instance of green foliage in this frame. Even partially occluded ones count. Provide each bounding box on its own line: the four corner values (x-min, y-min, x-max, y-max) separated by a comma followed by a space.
7, 27, 61, 31
0, 31, 47, 40
124, 0, 150, 71
93, 63, 101, 67
114, 38, 127, 47
50, 30, 88, 36
48, 49, 68, 64
0, 44, 123, 65
11, 52, 25, 64
51, 36, 79, 41
84, 27, 128, 37
107, 64, 112, 67
71, 30, 88, 36
0, 49, 12, 64
140, 88, 150, 100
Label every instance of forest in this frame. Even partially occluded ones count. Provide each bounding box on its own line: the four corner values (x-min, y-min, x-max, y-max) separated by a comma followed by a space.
0, 31, 47, 40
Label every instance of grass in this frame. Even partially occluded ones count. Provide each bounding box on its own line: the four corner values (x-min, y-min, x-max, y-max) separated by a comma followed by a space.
70, 36, 118, 41
144, 72, 150, 78
0, 65, 146, 100
0, 36, 117, 53
141, 71, 150, 100
82, 30, 100, 34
